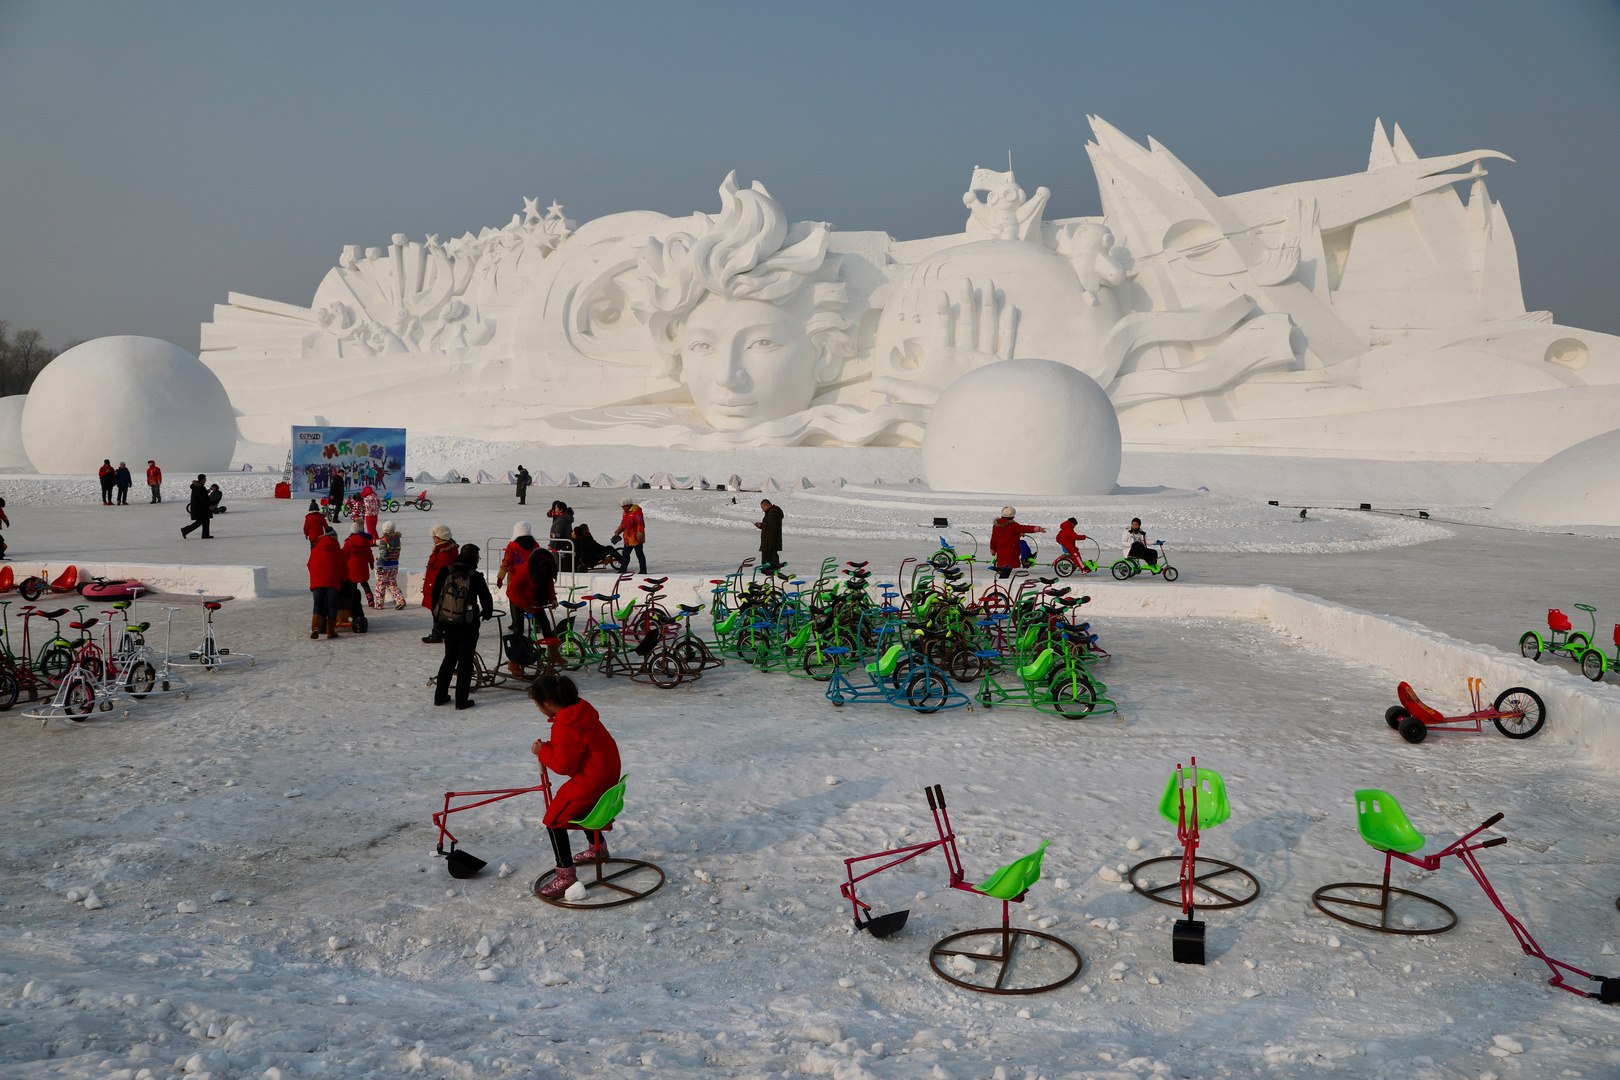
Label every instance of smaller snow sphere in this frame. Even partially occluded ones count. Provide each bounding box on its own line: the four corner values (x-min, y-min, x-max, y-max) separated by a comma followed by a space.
20, 337, 236, 474
1496, 427, 1620, 527
0, 395, 28, 468
922, 358, 1120, 495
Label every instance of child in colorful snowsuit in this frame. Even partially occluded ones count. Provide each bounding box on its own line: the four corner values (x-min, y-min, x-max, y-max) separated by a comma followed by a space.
375, 521, 404, 609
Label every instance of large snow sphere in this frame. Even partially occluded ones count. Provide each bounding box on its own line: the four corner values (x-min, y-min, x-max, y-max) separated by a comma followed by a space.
1496, 427, 1620, 527
922, 358, 1121, 495
0, 395, 29, 468
20, 337, 236, 474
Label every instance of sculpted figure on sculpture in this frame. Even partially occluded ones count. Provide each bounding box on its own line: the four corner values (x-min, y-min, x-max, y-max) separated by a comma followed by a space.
202, 116, 1620, 462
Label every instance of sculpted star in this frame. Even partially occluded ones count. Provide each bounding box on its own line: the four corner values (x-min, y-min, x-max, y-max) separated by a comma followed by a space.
546, 200, 565, 219
522, 196, 541, 222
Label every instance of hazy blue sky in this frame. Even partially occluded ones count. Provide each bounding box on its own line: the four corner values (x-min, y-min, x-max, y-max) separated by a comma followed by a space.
2, 1, 1618, 350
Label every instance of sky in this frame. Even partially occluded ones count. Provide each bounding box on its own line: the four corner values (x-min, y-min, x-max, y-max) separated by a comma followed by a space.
2, 1, 1618, 351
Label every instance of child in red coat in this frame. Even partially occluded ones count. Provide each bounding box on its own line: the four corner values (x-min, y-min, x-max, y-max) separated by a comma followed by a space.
529, 675, 621, 898
342, 520, 376, 607
302, 501, 326, 548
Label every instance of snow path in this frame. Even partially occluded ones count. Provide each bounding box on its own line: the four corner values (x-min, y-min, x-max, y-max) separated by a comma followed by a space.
2, 608, 1619, 1078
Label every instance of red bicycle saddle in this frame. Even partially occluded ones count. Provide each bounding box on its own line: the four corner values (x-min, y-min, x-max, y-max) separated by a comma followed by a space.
1548, 608, 1572, 632
39, 608, 68, 619
1397, 682, 1445, 725
204, 602, 222, 611
69, 618, 98, 630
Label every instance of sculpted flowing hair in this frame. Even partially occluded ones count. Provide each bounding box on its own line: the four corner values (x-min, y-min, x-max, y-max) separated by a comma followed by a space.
632, 172, 854, 381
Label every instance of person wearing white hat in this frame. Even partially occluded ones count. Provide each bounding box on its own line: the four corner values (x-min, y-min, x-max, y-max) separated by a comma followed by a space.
421, 523, 458, 643
990, 506, 1043, 578
611, 497, 647, 574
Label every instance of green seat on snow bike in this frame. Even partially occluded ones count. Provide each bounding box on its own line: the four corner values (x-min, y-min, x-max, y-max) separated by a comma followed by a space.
1156, 764, 1231, 831
1353, 788, 1425, 854
977, 840, 1049, 900
571, 775, 628, 831
1018, 647, 1057, 683
866, 643, 905, 677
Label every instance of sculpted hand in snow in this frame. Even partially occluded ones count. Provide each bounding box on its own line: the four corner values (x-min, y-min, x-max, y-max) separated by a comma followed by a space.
871, 278, 1020, 407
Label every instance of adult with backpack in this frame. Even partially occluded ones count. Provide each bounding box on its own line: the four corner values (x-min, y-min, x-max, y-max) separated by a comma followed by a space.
181, 474, 213, 539
431, 543, 493, 710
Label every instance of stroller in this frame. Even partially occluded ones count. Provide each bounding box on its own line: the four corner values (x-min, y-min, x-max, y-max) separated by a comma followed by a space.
571, 525, 625, 573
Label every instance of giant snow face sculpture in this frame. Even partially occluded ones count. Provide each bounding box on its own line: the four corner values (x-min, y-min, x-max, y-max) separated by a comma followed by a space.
677, 294, 824, 431
629, 172, 855, 434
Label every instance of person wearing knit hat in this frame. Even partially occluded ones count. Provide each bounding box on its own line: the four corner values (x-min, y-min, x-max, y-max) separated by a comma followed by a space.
990, 506, 1043, 579
430, 543, 493, 709
421, 523, 459, 643
497, 521, 538, 637
343, 517, 376, 608
303, 500, 327, 548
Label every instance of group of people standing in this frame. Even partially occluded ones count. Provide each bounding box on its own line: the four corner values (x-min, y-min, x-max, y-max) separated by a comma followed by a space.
96, 459, 165, 505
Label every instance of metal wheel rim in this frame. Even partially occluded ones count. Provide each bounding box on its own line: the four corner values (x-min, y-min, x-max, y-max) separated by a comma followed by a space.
928, 927, 1083, 995
533, 859, 665, 909
1127, 856, 1261, 910
1310, 882, 1458, 935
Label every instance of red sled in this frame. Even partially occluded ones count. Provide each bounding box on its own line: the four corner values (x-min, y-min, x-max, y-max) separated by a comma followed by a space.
1385, 679, 1546, 743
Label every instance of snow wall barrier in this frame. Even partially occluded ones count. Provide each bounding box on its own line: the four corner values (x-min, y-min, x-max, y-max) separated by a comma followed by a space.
5, 560, 268, 599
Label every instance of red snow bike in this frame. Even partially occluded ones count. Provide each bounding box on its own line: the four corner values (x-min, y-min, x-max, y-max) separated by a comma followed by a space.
1384, 678, 1546, 744
432, 766, 663, 909
839, 784, 1082, 995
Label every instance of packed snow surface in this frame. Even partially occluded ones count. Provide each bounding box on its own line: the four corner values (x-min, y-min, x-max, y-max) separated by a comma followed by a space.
0, 474, 1618, 1078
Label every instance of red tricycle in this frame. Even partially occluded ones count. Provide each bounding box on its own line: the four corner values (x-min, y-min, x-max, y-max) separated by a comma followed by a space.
1384, 678, 1545, 744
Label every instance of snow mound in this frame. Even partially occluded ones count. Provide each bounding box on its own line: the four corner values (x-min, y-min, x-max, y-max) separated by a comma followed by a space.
0, 394, 28, 468
1496, 427, 1620, 527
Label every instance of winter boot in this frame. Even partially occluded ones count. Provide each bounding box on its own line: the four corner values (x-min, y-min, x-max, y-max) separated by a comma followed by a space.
572, 839, 609, 866
309, 614, 323, 640
539, 865, 578, 899
325, 617, 338, 639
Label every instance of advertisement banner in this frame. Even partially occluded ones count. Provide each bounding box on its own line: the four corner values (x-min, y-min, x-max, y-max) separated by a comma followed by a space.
289, 426, 407, 498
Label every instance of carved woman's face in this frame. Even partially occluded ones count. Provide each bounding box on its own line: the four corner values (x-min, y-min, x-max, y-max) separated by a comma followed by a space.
679, 295, 818, 431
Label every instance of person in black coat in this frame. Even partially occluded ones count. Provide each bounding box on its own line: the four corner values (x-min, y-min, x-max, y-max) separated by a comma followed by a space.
181, 474, 213, 539
514, 465, 532, 506
430, 544, 494, 710
113, 462, 132, 505
755, 499, 784, 571
328, 469, 346, 517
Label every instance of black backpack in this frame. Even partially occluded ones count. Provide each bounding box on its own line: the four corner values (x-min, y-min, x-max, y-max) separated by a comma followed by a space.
433, 566, 478, 625
504, 631, 538, 667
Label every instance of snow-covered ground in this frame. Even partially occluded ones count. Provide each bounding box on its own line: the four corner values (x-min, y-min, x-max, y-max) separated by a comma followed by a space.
2, 472, 1619, 1079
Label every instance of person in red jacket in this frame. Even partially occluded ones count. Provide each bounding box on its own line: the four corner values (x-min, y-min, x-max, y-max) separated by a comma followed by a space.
342, 520, 376, 607
989, 506, 1043, 579
1056, 517, 1084, 559
421, 524, 458, 643
302, 500, 327, 548
307, 529, 346, 639
145, 460, 163, 503
530, 675, 621, 898
97, 460, 115, 506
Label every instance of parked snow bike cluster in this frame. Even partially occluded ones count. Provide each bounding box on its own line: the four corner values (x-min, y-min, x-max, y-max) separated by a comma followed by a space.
697, 554, 1116, 717
0, 596, 204, 724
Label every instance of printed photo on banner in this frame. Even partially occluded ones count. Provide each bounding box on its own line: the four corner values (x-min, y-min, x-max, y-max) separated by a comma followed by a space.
289, 426, 407, 497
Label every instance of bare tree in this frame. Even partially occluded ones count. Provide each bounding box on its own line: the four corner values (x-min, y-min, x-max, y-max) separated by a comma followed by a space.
0, 321, 62, 398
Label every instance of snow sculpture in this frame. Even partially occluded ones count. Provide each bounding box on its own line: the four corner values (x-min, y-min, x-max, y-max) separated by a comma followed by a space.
201, 118, 1620, 464
20, 337, 236, 474
0, 395, 29, 469
922, 359, 1120, 496
1494, 428, 1620, 528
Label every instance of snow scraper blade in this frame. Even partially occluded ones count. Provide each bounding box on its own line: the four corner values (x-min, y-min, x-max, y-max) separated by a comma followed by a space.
446, 848, 487, 879
1172, 917, 1205, 965
857, 909, 910, 938
1600, 978, 1620, 1006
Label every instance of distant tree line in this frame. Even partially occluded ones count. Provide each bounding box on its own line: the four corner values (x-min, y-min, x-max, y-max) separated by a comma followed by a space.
0, 321, 75, 398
